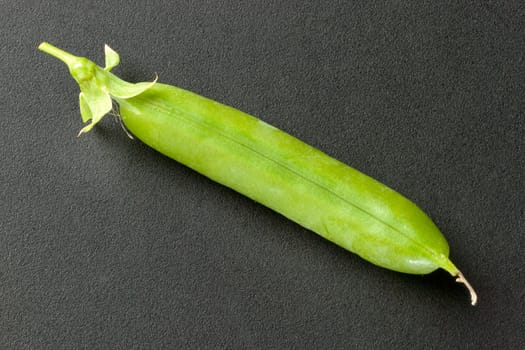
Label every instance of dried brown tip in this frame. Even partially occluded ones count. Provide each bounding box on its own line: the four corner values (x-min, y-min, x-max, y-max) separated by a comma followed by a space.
455, 271, 478, 306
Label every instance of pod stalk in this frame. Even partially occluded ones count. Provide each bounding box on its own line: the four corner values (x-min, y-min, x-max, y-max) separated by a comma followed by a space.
38, 42, 78, 66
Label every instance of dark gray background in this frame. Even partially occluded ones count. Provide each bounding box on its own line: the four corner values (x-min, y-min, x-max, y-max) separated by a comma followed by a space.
1, 1, 524, 349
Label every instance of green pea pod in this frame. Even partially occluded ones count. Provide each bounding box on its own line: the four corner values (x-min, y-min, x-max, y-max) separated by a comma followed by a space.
39, 42, 477, 305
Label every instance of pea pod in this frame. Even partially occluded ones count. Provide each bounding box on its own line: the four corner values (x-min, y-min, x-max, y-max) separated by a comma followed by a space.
38, 42, 477, 305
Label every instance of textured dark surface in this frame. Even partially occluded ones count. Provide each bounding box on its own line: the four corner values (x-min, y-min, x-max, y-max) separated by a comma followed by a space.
1, 1, 524, 349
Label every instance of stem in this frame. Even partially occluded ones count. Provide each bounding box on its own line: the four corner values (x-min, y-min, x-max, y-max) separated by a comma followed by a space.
455, 271, 478, 306
38, 42, 78, 66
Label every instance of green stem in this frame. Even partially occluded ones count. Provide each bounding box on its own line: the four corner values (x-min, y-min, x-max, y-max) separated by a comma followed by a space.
38, 42, 78, 66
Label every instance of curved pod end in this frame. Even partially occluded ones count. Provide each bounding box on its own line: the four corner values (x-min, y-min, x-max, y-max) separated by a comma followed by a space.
455, 271, 478, 306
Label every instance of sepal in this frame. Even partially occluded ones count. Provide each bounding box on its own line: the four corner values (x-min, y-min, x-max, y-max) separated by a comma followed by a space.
79, 93, 92, 123
77, 79, 113, 135
104, 45, 120, 71
106, 74, 158, 99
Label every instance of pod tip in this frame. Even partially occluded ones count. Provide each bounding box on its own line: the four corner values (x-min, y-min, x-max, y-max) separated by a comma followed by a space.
455, 271, 478, 306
